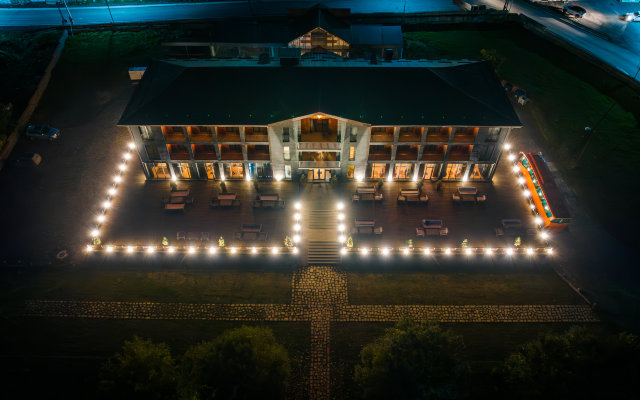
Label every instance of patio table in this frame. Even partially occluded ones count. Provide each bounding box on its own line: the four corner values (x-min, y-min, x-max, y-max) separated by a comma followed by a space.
171, 190, 189, 197
169, 196, 186, 204
422, 219, 442, 229
164, 203, 185, 211
457, 187, 477, 195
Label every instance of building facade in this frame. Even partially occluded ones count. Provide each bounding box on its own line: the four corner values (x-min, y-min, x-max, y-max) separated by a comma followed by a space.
119, 58, 521, 182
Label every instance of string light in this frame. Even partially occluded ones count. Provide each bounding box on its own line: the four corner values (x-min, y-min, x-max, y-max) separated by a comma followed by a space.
423, 248, 431, 255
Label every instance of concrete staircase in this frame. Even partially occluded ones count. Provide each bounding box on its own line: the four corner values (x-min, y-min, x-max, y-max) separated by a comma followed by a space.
305, 209, 340, 265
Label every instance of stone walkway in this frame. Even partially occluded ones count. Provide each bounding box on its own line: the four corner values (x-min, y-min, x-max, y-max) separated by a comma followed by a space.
24, 266, 598, 400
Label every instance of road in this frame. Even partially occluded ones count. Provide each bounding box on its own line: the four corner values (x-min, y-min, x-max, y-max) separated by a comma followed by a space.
479, 0, 640, 81
0, 0, 638, 82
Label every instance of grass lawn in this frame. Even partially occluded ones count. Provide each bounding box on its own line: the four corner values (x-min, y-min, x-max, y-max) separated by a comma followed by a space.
330, 322, 599, 400
346, 268, 582, 305
0, 265, 293, 314
0, 318, 309, 399
404, 27, 640, 244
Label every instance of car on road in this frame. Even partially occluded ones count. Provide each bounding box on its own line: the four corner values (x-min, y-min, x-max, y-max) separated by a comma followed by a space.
25, 124, 60, 141
563, 4, 587, 18
14, 152, 42, 166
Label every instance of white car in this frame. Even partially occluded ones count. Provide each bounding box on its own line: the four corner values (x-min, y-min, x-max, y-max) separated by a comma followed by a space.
563, 4, 587, 18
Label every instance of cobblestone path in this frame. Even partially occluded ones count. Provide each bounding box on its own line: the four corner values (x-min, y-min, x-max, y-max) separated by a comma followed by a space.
23, 266, 598, 400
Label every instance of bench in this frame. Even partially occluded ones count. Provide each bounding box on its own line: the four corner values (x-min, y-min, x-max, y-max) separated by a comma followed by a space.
253, 194, 285, 208
353, 187, 382, 202
397, 189, 428, 204
164, 203, 185, 212
210, 193, 240, 208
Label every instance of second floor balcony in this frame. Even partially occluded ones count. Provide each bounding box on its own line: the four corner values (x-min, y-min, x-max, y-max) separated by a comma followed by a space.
396, 145, 419, 161
216, 127, 241, 142
448, 145, 472, 161
219, 144, 243, 160
246, 145, 270, 160
368, 145, 392, 161
191, 144, 217, 160
370, 127, 394, 142
397, 127, 423, 142
452, 127, 478, 143
162, 126, 187, 142
188, 126, 214, 142
300, 116, 338, 142
245, 127, 269, 142
425, 127, 451, 143
422, 145, 446, 161
167, 144, 190, 160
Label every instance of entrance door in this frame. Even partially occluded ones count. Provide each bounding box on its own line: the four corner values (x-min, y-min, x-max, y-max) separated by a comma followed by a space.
312, 168, 325, 181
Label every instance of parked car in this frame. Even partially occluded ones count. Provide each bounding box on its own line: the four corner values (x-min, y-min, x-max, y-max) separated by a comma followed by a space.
25, 124, 60, 141
563, 4, 587, 18
14, 152, 42, 166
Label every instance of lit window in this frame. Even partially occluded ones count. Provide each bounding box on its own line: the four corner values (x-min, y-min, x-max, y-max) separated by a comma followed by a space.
284, 146, 290, 161
349, 146, 355, 161
285, 165, 292, 178
347, 165, 354, 178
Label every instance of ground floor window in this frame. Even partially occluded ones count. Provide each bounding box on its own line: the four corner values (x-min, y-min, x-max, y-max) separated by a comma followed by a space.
444, 163, 465, 180
225, 163, 244, 178
347, 165, 354, 179
394, 163, 414, 180
422, 163, 439, 180
370, 163, 386, 179
469, 164, 493, 181
285, 165, 292, 179
204, 162, 215, 179
176, 162, 192, 179
150, 162, 171, 179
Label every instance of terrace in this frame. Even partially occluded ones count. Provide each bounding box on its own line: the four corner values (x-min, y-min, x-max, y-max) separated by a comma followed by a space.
397, 127, 423, 142
368, 145, 392, 161
162, 126, 187, 142
422, 145, 446, 161
370, 127, 395, 142
219, 144, 243, 160
448, 145, 472, 161
452, 127, 478, 143
187, 126, 214, 142
395, 145, 419, 161
245, 127, 269, 142
425, 126, 451, 142
191, 144, 217, 160
167, 144, 190, 160
246, 144, 270, 160
300, 116, 338, 142
216, 127, 241, 142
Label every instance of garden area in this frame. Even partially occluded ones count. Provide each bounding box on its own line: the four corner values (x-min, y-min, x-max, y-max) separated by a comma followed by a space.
404, 27, 640, 245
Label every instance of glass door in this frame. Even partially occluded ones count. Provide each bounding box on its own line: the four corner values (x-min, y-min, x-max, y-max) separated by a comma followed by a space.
444, 163, 465, 180
204, 162, 215, 179
176, 162, 192, 179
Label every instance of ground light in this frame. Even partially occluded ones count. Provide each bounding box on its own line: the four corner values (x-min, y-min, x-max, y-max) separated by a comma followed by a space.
341, 248, 347, 255
512, 165, 520, 173
526, 248, 534, 255
294, 213, 301, 221
103, 201, 111, 209
147, 246, 155, 254
504, 143, 511, 150
465, 248, 472, 255
535, 217, 543, 225
403, 248, 410, 255
382, 248, 390, 256
337, 213, 344, 221
294, 224, 301, 231
540, 231, 550, 240
86, 245, 93, 252
97, 215, 106, 223
251, 247, 257, 254
293, 234, 301, 243
294, 202, 301, 210
188, 246, 196, 254
230, 247, 237, 254
506, 248, 514, 256
546, 248, 553, 255
90, 229, 100, 237
106, 245, 114, 253
361, 248, 369, 255
127, 246, 134, 253
338, 235, 345, 242
293, 247, 298, 254
272, 247, 279, 254
128, 142, 136, 150
336, 202, 344, 210
209, 246, 216, 254
445, 248, 452, 255
423, 248, 431, 255
485, 248, 493, 256
168, 246, 175, 253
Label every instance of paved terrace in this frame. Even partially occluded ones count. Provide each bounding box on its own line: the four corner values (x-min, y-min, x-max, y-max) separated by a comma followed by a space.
103, 156, 542, 250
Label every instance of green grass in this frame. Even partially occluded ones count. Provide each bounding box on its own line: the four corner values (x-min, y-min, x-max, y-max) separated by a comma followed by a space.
330, 322, 601, 400
0, 267, 293, 313
404, 28, 640, 243
346, 270, 582, 305
1, 318, 309, 399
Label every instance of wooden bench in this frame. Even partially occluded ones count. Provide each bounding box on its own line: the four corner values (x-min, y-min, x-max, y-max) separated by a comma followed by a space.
397, 189, 428, 204
353, 187, 382, 202
164, 203, 185, 212
210, 193, 240, 208
252, 194, 285, 208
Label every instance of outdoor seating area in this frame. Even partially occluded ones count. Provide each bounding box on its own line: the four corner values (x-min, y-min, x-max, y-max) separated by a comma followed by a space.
351, 218, 383, 235
233, 223, 268, 241
352, 186, 383, 202
452, 187, 486, 204
397, 189, 428, 204
209, 192, 241, 208
163, 188, 194, 212
416, 219, 449, 237
252, 193, 285, 209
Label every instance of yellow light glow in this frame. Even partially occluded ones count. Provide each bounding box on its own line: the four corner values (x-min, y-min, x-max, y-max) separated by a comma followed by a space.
535, 217, 543, 225
485, 248, 493, 256
124, 153, 132, 160
382, 248, 389, 256
168, 246, 175, 253
147, 246, 155, 254
504, 143, 511, 150
508, 154, 516, 161
128, 142, 136, 150
127, 246, 134, 253
336, 202, 344, 210
540, 231, 550, 240
294, 224, 301, 231
445, 248, 452, 255
119, 164, 126, 171
106, 245, 114, 253
108, 188, 117, 196
275, 174, 283, 182
90, 229, 99, 237
230, 247, 237, 254
86, 245, 93, 252
465, 248, 472, 255
188, 246, 196, 254
506, 248, 514, 255
103, 201, 111, 209
338, 235, 346, 242
251, 247, 257, 254
293, 234, 301, 242
546, 248, 553, 255
337, 213, 344, 221
361, 248, 369, 255
209, 246, 216, 254
341, 247, 347, 255
403, 248, 409, 255
526, 248, 534, 255
97, 215, 106, 223
512, 165, 520, 173
272, 247, 279, 254
294, 213, 301, 221
294, 202, 301, 210
523, 189, 531, 197
338, 224, 345, 232
293, 247, 299, 254
114, 176, 122, 183
518, 177, 525, 185
424, 248, 430, 255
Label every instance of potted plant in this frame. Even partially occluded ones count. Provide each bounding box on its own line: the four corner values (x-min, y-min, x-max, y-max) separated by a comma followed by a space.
218, 236, 225, 247
284, 236, 293, 248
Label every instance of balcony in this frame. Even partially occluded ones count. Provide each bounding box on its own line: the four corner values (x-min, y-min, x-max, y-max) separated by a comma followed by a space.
370, 127, 394, 142
396, 145, 419, 161
216, 127, 241, 142
162, 126, 187, 142
397, 127, 422, 142
245, 127, 269, 143
448, 145, 472, 161
192, 144, 217, 160
300, 116, 338, 142
219, 144, 243, 160
425, 127, 451, 143
422, 145, 446, 161
452, 127, 478, 143
299, 161, 341, 169
188, 126, 214, 142
297, 142, 341, 151
246, 145, 270, 160
167, 144, 190, 160
368, 145, 392, 161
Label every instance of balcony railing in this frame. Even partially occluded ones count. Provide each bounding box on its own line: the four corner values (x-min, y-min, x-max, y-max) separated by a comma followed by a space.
368, 153, 392, 161
193, 151, 217, 160
245, 134, 269, 142
297, 142, 341, 151
298, 161, 340, 169
189, 133, 214, 142
220, 152, 244, 160
422, 152, 445, 161
217, 133, 241, 142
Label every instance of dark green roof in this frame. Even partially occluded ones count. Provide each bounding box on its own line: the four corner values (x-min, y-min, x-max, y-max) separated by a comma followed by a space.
118, 60, 521, 127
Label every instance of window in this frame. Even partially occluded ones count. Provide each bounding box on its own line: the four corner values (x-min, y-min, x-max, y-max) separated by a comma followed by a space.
283, 127, 290, 142
394, 163, 414, 179
349, 146, 355, 161
370, 163, 386, 179
229, 163, 244, 178
347, 165, 354, 178
350, 127, 357, 142
444, 163, 465, 180
139, 126, 152, 140
312, 118, 328, 132
145, 144, 160, 160
204, 162, 216, 179
422, 163, 438, 179
284, 146, 290, 161
176, 162, 192, 179
150, 162, 170, 179
486, 127, 500, 142
285, 165, 291, 178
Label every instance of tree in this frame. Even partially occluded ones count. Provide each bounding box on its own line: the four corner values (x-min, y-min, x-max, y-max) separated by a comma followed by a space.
345, 236, 354, 248
218, 236, 225, 247
100, 336, 177, 400
180, 326, 290, 400
497, 326, 640, 400
354, 320, 468, 400
283, 235, 293, 248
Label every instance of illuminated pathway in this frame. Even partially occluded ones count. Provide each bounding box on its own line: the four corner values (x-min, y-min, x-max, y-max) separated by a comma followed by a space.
25, 265, 598, 400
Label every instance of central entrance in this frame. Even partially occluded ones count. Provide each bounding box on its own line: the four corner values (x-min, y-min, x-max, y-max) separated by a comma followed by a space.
310, 168, 330, 182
